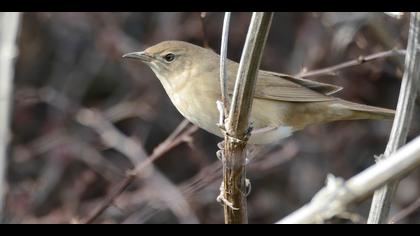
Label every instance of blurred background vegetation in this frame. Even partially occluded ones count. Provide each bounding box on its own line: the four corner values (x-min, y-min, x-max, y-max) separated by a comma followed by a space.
5, 12, 420, 223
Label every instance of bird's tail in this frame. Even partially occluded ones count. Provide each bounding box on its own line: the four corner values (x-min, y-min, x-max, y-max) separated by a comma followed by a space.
330, 99, 395, 121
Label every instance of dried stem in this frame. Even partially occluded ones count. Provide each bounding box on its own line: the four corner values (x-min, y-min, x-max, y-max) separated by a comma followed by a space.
219, 12, 231, 115
277, 134, 420, 224
199, 12, 210, 48
297, 49, 405, 78
0, 12, 21, 220
221, 12, 273, 224
367, 12, 420, 224
36, 87, 198, 223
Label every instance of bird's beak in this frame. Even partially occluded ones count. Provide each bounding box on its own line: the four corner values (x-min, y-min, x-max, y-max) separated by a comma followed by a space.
122, 51, 153, 62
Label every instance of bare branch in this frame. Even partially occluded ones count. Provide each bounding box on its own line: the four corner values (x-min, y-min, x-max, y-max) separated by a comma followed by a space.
76, 109, 147, 165
277, 134, 420, 224
36, 87, 199, 224
297, 49, 405, 78
221, 12, 273, 224
368, 12, 420, 224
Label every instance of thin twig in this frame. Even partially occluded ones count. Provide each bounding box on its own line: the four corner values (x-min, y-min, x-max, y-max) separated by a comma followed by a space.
0, 12, 21, 220
36, 88, 199, 223
221, 12, 273, 224
219, 12, 231, 116
165, 119, 190, 142
389, 197, 420, 223
82, 122, 198, 224
199, 12, 210, 48
182, 142, 296, 197
132, 124, 197, 176
297, 49, 406, 78
367, 12, 420, 224
277, 134, 420, 224
134, 140, 297, 223
76, 109, 147, 165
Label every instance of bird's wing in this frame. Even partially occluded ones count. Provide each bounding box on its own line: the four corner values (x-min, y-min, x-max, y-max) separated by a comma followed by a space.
252, 70, 342, 102
225, 58, 342, 102
262, 71, 343, 95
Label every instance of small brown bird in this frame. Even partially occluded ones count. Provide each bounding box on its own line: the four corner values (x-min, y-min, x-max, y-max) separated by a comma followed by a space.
123, 41, 395, 144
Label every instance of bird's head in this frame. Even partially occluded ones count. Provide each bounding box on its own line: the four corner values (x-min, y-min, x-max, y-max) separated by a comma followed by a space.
123, 41, 216, 83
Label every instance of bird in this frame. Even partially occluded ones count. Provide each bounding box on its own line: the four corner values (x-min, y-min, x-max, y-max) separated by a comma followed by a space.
123, 40, 395, 144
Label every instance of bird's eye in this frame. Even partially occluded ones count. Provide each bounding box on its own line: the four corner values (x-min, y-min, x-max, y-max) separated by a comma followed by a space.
163, 53, 175, 62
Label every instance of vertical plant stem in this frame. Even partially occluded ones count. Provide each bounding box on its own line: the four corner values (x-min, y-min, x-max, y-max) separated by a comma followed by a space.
199, 12, 210, 48
0, 12, 21, 220
367, 12, 420, 224
222, 12, 273, 224
220, 12, 231, 115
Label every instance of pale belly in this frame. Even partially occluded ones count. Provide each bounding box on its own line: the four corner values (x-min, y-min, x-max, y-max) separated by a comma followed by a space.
169, 91, 294, 144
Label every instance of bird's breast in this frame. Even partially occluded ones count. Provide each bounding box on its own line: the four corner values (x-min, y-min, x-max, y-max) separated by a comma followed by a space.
165, 73, 223, 138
